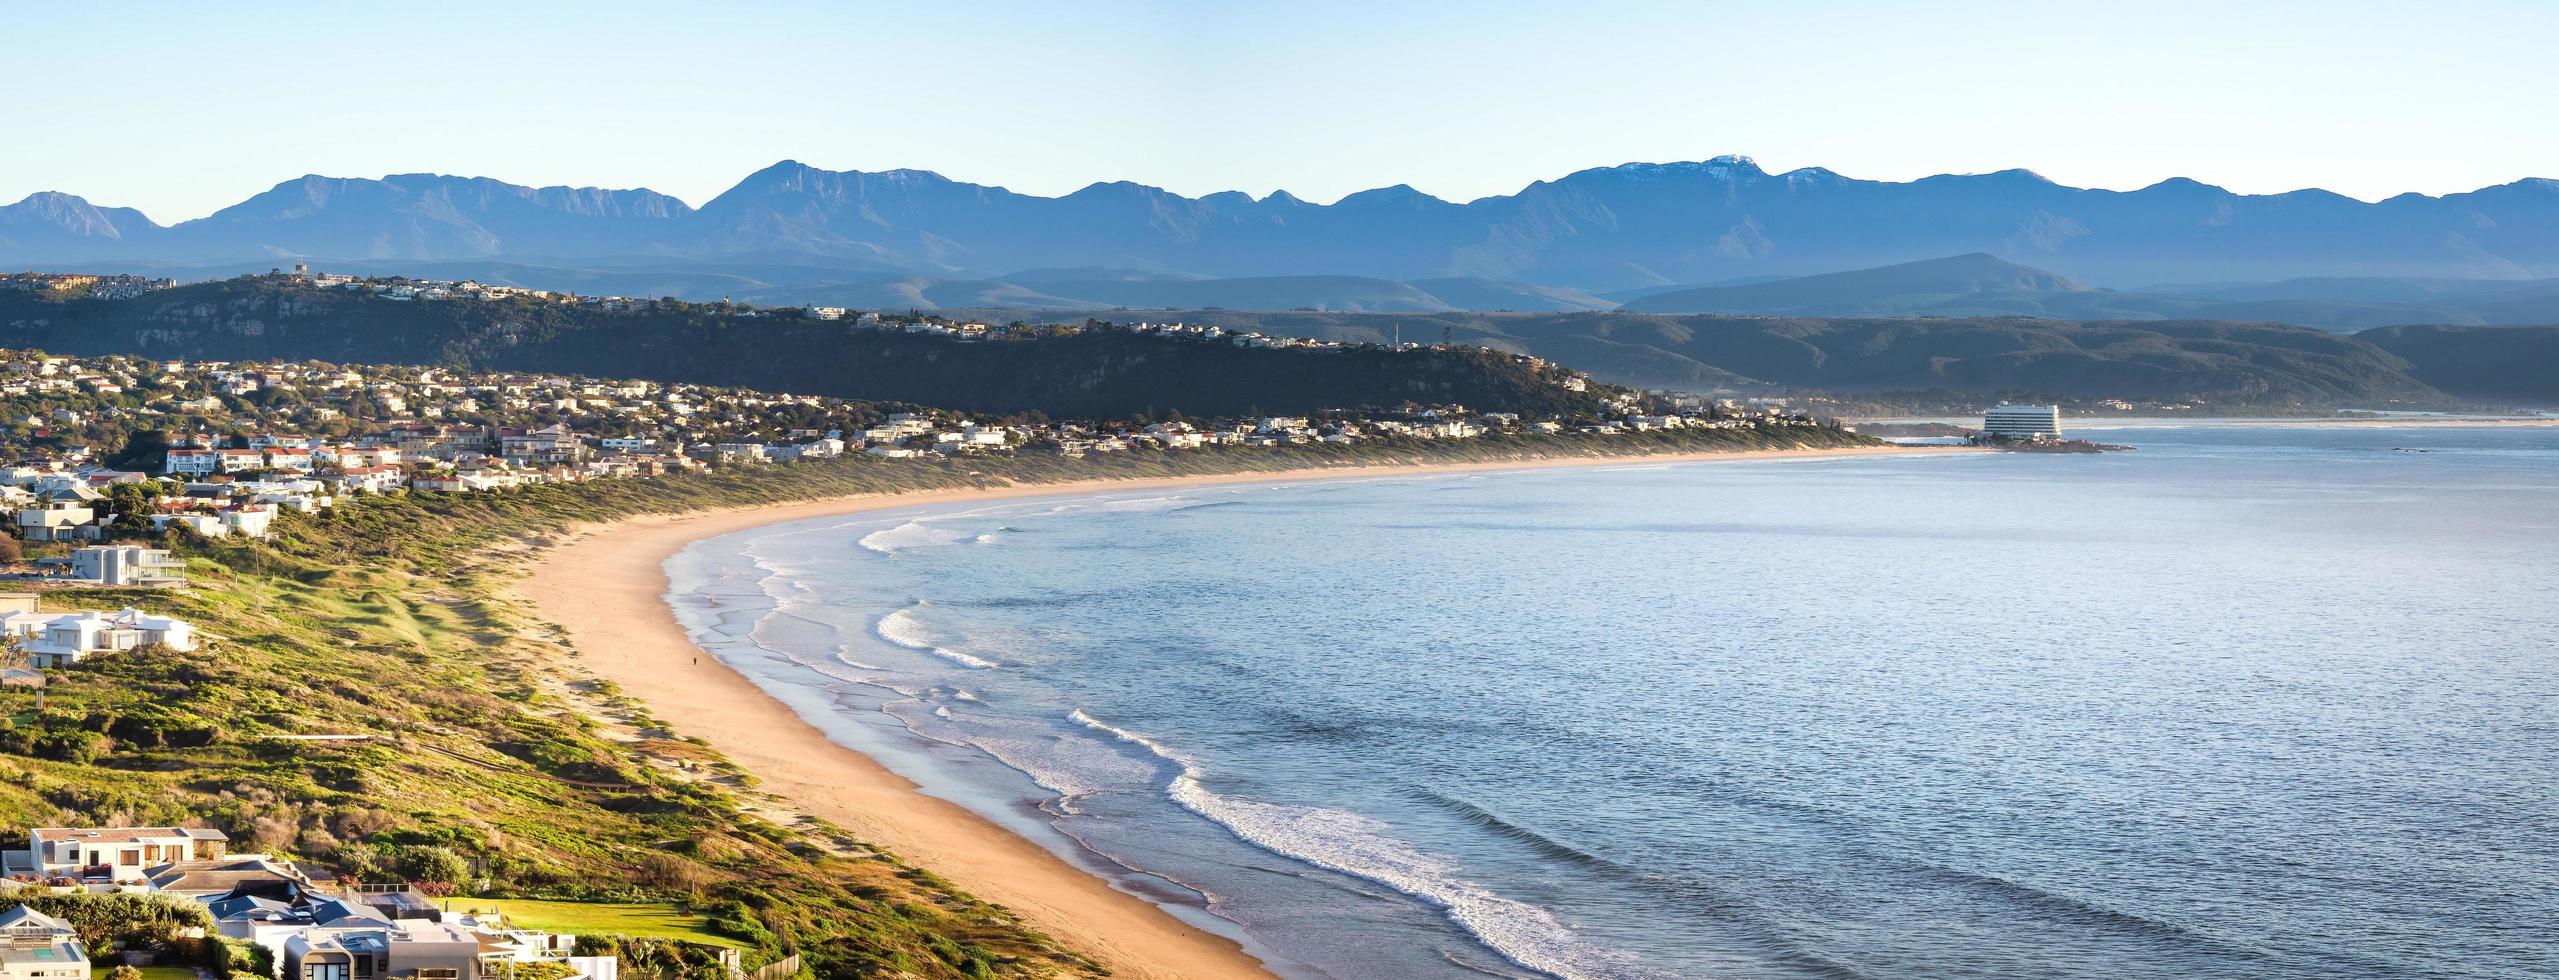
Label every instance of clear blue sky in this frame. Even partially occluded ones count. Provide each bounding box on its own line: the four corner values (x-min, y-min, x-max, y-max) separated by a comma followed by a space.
8, 0, 2552, 222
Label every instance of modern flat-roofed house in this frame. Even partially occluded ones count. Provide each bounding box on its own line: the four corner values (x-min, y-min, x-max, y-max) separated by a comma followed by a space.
1982, 404, 2063, 441
284, 928, 389, 980
284, 920, 485, 980
144, 855, 313, 899
164, 449, 224, 477
0, 905, 84, 980
35, 546, 187, 587
11, 500, 97, 543
0, 608, 199, 667
25, 827, 228, 879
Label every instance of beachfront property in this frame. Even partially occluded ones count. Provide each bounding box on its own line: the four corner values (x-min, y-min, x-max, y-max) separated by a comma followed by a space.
0, 905, 85, 980
244, 893, 615, 980
143, 855, 319, 899
0, 599, 200, 667
1982, 404, 2064, 441
33, 545, 187, 587
0, 823, 613, 980
10, 498, 97, 544
20, 826, 229, 880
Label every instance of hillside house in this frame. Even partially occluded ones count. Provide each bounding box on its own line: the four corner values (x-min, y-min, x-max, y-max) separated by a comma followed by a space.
0, 906, 83, 980
0, 606, 200, 666
35, 545, 186, 587
22, 827, 228, 879
10, 501, 96, 543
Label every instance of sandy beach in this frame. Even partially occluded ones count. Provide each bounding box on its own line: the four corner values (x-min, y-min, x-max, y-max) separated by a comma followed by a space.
507, 445, 1964, 977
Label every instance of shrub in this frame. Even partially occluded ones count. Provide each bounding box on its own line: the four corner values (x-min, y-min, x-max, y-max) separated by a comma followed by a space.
33, 729, 102, 764
400, 845, 470, 886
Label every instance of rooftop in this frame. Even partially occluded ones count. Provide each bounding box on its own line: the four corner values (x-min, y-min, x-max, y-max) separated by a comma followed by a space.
32, 826, 224, 843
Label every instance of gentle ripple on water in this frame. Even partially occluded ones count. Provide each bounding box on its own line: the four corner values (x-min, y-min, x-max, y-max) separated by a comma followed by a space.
669, 424, 2559, 979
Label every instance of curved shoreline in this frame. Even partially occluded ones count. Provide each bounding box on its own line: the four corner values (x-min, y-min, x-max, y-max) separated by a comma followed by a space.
507, 446, 1968, 977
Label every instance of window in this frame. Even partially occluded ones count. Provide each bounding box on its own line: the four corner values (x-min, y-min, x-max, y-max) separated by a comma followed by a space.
309, 963, 349, 980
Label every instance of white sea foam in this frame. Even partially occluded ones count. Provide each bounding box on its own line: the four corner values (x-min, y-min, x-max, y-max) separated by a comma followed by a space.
886, 705, 1117, 806
857, 521, 979, 554
876, 604, 997, 668
1095, 495, 1194, 512
830, 646, 884, 671
1069, 711, 1651, 980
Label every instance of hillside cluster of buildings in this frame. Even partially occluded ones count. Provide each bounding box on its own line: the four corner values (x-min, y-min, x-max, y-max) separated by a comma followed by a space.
1, 273, 175, 302
0, 350, 1813, 557
1, 827, 618, 980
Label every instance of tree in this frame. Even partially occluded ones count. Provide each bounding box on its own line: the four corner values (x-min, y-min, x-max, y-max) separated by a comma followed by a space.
103, 429, 172, 472
0, 535, 21, 565
108, 965, 142, 980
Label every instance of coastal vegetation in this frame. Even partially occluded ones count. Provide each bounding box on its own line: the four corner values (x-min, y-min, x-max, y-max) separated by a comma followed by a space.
0, 426, 1865, 978
443, 899, 745, 949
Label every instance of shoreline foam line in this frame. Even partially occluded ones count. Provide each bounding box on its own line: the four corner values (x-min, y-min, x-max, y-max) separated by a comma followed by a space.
508, 446, 1975, 980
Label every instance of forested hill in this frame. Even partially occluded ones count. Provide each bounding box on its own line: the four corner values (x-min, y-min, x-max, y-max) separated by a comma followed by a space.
2355, 324, 2559, 403
1086, 309, 2533, 408
0, 281, 1611, 419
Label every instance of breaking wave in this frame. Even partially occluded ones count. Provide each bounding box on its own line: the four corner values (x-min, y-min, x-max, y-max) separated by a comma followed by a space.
875, 603, 997, 668
1071, 710, 1654, 980
857, 521, 980, 554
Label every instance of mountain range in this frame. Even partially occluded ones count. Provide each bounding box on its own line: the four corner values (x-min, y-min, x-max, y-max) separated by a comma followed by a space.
10, 158, 2559, 296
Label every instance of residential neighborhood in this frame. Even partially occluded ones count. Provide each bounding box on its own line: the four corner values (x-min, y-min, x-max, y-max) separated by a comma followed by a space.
0, 343, 1818, 552
1, 825, 620, 980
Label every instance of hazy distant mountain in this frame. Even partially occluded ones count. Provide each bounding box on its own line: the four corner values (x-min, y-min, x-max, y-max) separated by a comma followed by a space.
11, 157, 2559, 289
0, 192, 166, 260
165, 174, 694, 262
1403, 278, 1617, 312
1620, 253, 2094, 314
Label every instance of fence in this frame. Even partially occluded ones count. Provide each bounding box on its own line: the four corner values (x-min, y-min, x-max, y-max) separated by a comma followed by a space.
738, 953, 801, 980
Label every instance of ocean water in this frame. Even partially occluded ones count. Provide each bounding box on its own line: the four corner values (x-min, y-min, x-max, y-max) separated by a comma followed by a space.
665, 424, 2559, 979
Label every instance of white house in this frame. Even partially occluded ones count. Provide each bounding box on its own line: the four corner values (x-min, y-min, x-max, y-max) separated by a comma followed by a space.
1, 607, 200, 666
11, 502, 95, 543
0, 905, 84, 980
152, 505, 275, 540
24, 827, 228, 878
38, 546, 186, 587
164, 448, 223, 477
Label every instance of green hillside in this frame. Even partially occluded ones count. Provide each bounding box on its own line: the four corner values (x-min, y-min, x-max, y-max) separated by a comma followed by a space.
0, 281, 1608, 419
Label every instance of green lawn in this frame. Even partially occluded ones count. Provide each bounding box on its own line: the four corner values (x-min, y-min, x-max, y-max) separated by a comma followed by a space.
442, 899, 743, 949
134, 967, 200, 980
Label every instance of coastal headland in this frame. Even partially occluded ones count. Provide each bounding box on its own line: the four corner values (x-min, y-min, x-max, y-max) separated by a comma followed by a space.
508, 445, 1968, 978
